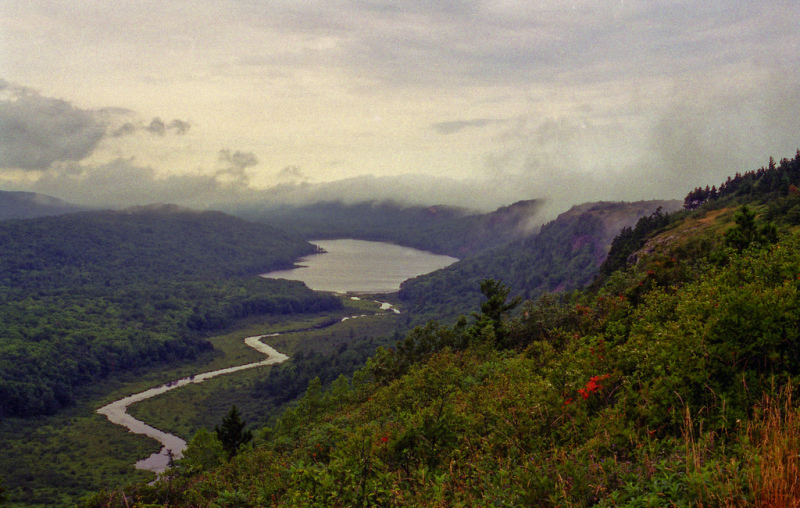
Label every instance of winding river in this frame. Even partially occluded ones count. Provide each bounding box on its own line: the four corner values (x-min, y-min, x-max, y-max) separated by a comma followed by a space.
97, 335, 289, 473
98, 239, 451, 474
97, 305, 400, 474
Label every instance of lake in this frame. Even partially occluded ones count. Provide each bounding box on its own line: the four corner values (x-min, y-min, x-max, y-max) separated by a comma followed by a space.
261, 239, 458, 294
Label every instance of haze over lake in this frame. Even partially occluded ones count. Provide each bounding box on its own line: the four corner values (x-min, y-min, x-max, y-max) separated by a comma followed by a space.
262, 239, 458, 294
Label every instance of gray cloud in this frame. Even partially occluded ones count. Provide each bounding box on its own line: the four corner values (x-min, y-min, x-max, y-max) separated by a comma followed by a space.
112, 117, 191, 137
3, 1, 798, 218
474, 68, 800, 222
31, 158, 259, 208
111, 122, 138, 137
432, 118, 503, 135
216, 149, 259, 186
254, 173, 515, 212
0, 91, 105, 170
233, 0, 797, 90
218, 149, 258, 170
26, 155, 524, 214
168, 118, 191, 135
146, 117, 167, 136
277, 165, 308, 182
0, 83, 193, 172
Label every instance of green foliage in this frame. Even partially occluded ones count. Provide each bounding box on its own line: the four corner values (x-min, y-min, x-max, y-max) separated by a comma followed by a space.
36, 154, 800, 505
470, 278, 522, 348
94, 209, 800, 506
0, 209, 337, 418
598, 206, 680, 277
177, 428, 226, 475
365, 279, 520, 386
724, 204, 778, 251
215, 405, 253, 459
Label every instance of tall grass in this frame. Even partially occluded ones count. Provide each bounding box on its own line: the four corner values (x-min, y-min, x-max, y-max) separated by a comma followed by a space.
747, 385, 800, 507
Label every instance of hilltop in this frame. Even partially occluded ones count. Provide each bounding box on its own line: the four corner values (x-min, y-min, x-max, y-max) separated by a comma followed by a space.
0, 190, 85, 219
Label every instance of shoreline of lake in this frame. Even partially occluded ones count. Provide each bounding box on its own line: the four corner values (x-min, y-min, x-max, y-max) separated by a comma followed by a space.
262, 239, 458, 294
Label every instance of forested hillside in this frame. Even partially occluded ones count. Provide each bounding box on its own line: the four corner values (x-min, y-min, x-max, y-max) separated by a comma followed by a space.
399, 200, 681, 324
0, 206, 339, 418
237, 199, 543, 258
85, 151, 800, 507
0, 190, 85, 219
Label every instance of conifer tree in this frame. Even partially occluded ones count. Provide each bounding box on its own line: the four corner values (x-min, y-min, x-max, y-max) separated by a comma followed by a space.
214, 405, 253, 459
470, 278, 521, 348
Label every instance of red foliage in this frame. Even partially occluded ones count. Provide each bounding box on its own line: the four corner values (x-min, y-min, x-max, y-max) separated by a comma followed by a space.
577, 374, 610, 400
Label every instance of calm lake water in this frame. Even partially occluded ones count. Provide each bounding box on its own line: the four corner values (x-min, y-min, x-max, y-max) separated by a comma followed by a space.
262, 239, 458, 294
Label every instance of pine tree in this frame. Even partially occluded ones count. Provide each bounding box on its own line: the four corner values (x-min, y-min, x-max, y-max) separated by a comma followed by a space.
215, 405, 253, 459
470, 279, 521, 348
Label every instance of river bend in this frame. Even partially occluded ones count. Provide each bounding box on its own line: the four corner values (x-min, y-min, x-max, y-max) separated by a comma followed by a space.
97, 303, 396, 474
97, 337, 288, 473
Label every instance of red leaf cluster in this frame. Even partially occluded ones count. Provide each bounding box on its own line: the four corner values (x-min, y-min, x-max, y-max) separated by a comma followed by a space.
577, 374, 610, 400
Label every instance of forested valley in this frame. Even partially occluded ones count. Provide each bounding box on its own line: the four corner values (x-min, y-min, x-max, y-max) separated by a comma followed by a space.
0, 206, 362, 505
0, 205, 340, 419
3, 151, 800, 506
80, 150, 800, 507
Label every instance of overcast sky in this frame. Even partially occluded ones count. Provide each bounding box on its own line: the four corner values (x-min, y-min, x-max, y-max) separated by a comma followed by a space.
1, 0, 798, 216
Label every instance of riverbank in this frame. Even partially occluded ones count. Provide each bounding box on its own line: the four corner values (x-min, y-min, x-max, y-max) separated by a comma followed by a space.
97, 338, 289, 473
0, 298, 400, 506
98, 300, 400, 475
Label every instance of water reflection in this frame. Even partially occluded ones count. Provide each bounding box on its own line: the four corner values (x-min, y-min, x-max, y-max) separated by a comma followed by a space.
262, 239, 458, 294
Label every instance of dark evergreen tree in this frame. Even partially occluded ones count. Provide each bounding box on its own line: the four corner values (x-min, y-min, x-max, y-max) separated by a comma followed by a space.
215, 405, 253, 459
470, 279, 522, 348
724, 205, 777, 252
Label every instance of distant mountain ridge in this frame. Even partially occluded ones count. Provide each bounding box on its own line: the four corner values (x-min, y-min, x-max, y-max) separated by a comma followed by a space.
0, 190, 86, 219
399, 199, 682, 323
235, 198, 544, 258
0, 205, 319, 286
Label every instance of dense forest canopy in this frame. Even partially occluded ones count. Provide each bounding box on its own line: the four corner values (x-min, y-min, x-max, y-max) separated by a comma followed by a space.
0, 207, 340, 418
